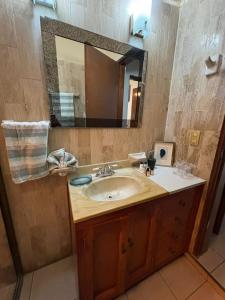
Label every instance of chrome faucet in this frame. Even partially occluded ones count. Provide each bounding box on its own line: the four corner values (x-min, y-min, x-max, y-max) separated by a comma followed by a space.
93, 164, 118, 178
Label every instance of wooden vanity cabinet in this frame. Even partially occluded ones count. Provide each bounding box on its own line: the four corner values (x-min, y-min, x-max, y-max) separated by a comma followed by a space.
126, 205, 154, 288
76, 213, 129, 300
75, 186, 203, 300
151, 188, 202, 271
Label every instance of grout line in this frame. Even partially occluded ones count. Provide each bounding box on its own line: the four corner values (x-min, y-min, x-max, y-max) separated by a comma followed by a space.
29, 272, 35, 300
159, 271, 179, 300
185, 253, 209, 280
159, 256, 208, 300
185, 253, 225, 298
210, 246, 225, 261
187, 252, 225, 297
185, 281, 206, 300
210, 258, 225, 274
207, 275, 225, 298
209, 233, 225, 260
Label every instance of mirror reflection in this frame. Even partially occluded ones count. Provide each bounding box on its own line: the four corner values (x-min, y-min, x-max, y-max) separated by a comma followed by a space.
49, 35, 145, 128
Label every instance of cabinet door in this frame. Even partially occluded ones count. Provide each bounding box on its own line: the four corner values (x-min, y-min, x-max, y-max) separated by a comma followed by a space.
152, 189, 197, 270
126, 205, 153, 288
76, 215, 128, 300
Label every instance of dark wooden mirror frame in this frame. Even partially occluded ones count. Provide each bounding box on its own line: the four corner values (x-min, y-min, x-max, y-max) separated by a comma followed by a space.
40, 17, 148, 128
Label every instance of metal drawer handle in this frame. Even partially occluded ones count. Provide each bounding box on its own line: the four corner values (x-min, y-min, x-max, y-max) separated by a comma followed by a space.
174, 216, 183, 225
170, 232, 179, 240
168, 247, 176, 255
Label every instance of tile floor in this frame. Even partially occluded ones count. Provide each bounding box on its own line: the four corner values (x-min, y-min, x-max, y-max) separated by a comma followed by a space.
19, 255, 224, 300
198, 217, 225, 289
0, 283, 16, 300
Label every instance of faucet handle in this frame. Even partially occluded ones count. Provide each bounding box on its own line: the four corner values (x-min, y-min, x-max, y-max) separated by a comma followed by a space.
93, 167, 104, 177
93, 164, 117, 177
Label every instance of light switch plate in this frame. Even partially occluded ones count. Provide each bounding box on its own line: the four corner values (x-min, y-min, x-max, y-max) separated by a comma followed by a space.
189, 130, 201, 146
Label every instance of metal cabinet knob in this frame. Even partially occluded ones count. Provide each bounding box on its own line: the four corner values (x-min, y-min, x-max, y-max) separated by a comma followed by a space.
178, 199, 186, 207
174, 216, 183, 225
128, 237, 134, 248
121, 243, 127, 254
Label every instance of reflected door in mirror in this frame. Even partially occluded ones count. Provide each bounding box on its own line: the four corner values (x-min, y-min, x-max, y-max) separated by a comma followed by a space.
85, 44, 124, 127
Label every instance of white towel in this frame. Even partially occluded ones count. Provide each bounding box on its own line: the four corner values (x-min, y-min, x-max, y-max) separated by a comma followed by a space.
1, 120, 50, 184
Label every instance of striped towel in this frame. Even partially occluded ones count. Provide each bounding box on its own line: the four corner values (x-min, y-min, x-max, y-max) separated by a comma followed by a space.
1, 121, 50, 184
50, 92, 76, 118
50, 92, 77, 127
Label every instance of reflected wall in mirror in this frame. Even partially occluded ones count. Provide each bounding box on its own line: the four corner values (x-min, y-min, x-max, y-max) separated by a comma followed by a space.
41, 17, 147, 128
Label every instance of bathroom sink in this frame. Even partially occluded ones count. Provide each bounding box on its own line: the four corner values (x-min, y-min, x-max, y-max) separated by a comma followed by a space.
84, 176, 145, 201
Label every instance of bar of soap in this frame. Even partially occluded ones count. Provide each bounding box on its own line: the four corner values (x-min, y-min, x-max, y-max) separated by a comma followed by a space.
70, 175, 92, 186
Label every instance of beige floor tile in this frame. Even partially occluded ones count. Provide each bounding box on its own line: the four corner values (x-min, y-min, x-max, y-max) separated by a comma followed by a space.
187, 282, 224, 300
127, 272, 176, 300
20, 273, 33, 300
160, 256, 206, 300
219, 218, 225, 235
0, 283, 16, 300
185, 253, 208, 281
212, 261, 225, 288
30, 256, 77, 300
198, 248, 225, 272
210, 234, 225, 259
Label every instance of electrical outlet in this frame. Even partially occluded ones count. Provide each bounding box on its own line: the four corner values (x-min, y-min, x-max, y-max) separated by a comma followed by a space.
189, 130, 201, 146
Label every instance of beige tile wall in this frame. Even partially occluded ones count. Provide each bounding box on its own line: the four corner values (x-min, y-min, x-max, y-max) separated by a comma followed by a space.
164, 0, 225, 248
0, 0, 179, 272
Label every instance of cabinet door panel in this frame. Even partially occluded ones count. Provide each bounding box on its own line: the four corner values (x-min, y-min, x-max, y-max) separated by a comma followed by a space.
93, 217, 128, 300
126, 206, 153, 288
76, 215, 128, 300
152, 190, 196, 270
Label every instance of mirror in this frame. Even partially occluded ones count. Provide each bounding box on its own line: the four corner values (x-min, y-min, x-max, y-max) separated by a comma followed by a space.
41, 17, 147, 128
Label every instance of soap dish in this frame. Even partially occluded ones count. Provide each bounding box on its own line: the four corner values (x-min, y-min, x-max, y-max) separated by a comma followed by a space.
70, 175, 92, 186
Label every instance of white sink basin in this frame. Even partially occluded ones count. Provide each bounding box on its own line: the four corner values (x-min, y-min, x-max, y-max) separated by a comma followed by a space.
84, 176, 145, 201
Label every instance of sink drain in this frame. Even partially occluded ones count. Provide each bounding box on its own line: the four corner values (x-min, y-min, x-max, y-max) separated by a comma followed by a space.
108, 195, 113, 199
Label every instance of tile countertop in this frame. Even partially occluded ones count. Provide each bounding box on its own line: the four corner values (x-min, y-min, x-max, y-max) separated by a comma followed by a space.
68, 163, 206, 224
149, 166, 206, 193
